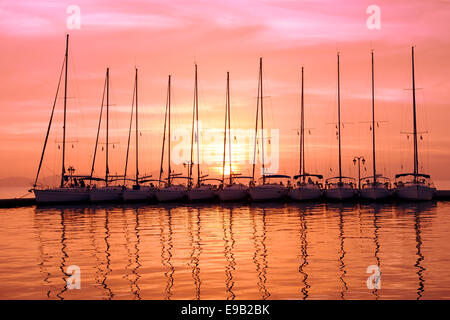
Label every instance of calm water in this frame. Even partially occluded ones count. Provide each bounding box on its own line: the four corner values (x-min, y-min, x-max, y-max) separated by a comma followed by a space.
0, 202, 450, 300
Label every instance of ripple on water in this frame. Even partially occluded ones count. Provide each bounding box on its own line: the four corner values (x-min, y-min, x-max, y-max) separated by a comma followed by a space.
0, 201, 449, 299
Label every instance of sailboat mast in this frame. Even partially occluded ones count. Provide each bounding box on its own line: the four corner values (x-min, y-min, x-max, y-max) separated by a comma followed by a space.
222, 72, 228, 185
195, 65, 200, 187
135, 67, 139, 185
168, 75, 172, 186
105, 68, 110, 187
337, 52, 342, 182
371, 51, 377, 183
60, 34, 69, 188
189, 66, 196, 187
252, 63, 260, 183
299, 66, 305, 178
411, 46, 419, 180
260, 58, 266, 184
227, 72, 232, 185
159, 77, 169, 186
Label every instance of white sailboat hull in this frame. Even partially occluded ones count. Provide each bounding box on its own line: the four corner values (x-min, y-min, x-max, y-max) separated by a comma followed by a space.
34, 188, 90, 204
359, 185, 390, 200
122, 187, 155, 202
289, 185, 322, 201
188, 187, 215, 201
156, 186, 187, 202
396, 184, 435, 201
217, 185, 248, 201
325, 186, 356, 201
89, 187, 123, 202
249, 184, 287, 201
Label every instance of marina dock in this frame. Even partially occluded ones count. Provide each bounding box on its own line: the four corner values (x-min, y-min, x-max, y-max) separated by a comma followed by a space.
1, 190, 450, 208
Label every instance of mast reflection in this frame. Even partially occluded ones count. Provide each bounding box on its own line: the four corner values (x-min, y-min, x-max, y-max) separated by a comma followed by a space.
160, 208, 174, 300
223, 208, 236, 300
372, 204, 382, 300
34, 211, 52, 298
56, 209, 68, 300
188, 207, 202, 300
88, 207, 106, 298
326, 203, 351, 300
251, 208, 270, 300
133, 208, 142, 299
297, 207, 310, 300
123, 207, 142, 299
102, 208, 114, 299
414, 207, 425, 300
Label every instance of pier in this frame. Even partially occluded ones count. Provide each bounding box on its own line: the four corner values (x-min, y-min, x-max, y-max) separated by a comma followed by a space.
1, 190, 450, 208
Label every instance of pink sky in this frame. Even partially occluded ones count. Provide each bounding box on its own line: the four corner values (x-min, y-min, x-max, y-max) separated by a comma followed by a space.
1, 0, 450, 187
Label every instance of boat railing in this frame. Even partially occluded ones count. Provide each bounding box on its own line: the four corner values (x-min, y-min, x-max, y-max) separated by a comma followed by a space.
359, 176, 391, 189
325, 176, 356, 189
394, 173, 434, 188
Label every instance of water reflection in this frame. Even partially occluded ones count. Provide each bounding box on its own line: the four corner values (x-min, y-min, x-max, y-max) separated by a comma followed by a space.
337, 209, 347, 300
188, 207, 202, 300
396, 201, 436, 300
297, 207, 310, 300
372, 205, 381, 300
56, 209, 68, 300
222, 208, 236, 300
12, 201, 446, 299
251, 207, 270, 300
89, 207, 105, 298
133, 209, 142, 299
160, 208, 174, 300
123, 207, 141, 300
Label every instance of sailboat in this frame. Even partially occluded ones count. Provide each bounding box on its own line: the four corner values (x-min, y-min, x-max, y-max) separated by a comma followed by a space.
122, 68, 155, 201
89, 68, 124, 202
155, 76, 189, 202
32, 35, 90, 204
187, 64, 217, 201
248, 58, 290, 201
359, 51, 391, 200
325, 52, 357, 200
289, 67, 323, 201
394, 47, 436, 201
217, 72, 250, 202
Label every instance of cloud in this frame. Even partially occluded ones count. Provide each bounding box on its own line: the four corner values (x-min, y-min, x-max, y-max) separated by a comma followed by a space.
81, 12, 184, 30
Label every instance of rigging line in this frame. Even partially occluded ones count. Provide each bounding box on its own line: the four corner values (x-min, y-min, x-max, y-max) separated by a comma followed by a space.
90, 73, 107, 181
124, 71, 137, 185
252, 60, 261, 182
159, 76, 170, 186
33, 55, 66, 188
